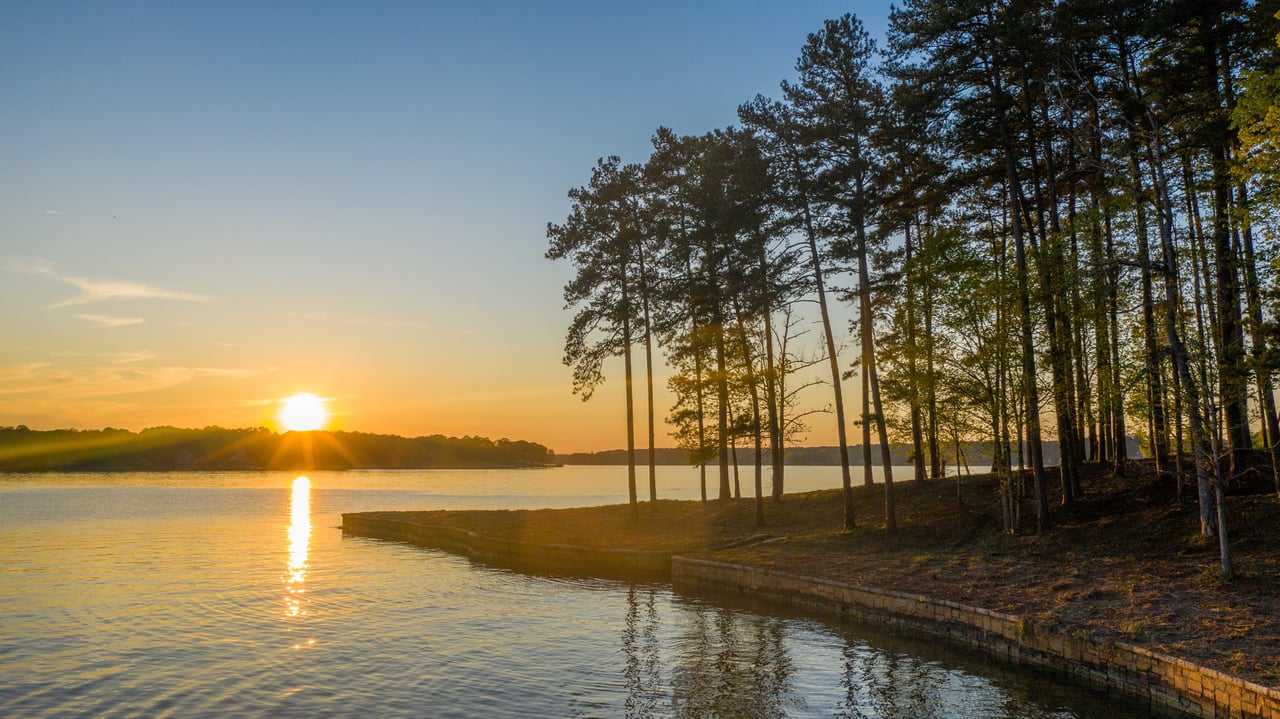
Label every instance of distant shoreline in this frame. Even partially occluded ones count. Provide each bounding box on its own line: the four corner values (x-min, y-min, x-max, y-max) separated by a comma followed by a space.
0, 465, 562, 474
0, 426, 555, 472
555, 439, 1143, 467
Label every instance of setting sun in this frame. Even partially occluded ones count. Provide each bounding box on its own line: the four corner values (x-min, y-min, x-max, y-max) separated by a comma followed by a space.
279, 393, 329, 432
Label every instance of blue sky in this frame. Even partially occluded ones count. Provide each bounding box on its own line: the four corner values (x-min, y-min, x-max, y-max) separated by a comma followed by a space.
0, 0, 894, 452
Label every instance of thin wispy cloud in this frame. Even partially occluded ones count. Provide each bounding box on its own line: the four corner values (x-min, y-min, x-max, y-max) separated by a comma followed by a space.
113, 351, 157, 363
194, 367, 277, 379
8, 258, 211, 308
44, 210, 64, 215
277, 310, 433, 330
0, 362, 277, 400
75, 314, 145, 327
0, 362, 51, 382
52, 350, 158, 364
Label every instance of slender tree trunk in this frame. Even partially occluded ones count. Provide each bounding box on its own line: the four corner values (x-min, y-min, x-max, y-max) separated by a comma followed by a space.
713, 301, 731, 502
996, 93, 1050, 531
1030, 97, 1081, 503
1151, 125, 1232, 579
905, 222, 926, 484
856, 209, 894, 532
869, 353, 896, 532
800, 190, 855, 529
687, 259, 708, 505
1130, 149, 1170, 472
729, 418, 741, 500
861, 352, 873, 487
732, 298, 765, 527
1089, 187, 1114, 468
622, 279, 638, 519
926, 275, 942, 479
1236, 181, 1280, 493
1087, 87, 1113, 468
1189, 175, 1220, 536
1104, 208, 1127, 472
695, 342, 708, 505
1211, 142, 1250, 473
759, 249, 784, 502
639, 253, 658, 510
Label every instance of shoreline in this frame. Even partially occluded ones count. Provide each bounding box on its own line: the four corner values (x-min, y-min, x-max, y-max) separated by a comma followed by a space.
342, 464, 1280, 718
342, 507, 1280, 718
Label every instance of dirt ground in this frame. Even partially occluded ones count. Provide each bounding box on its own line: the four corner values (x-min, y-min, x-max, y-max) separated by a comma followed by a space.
364, 462, 1280, 687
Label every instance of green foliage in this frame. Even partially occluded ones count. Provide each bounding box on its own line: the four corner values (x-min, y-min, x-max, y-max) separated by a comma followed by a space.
1233, 11, 1280, 233
0, 426, 554, 472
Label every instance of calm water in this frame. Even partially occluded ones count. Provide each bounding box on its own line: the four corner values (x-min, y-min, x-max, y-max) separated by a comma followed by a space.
0, 467, 1137, 718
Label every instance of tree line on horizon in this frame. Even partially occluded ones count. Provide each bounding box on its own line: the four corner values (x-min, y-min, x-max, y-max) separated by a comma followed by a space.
0, 425, 555, 472
547, 0, 1279, 579
554, 438, 1143, 469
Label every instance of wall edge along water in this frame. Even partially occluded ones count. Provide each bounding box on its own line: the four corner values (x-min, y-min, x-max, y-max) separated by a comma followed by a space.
341, 512, 672, 579
342, 512, 1280, 719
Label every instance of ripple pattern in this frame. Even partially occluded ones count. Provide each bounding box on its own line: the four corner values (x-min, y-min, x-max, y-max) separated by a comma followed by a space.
0, 474, 1142, 718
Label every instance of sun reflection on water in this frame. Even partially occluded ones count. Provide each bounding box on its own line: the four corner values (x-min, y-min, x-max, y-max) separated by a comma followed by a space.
285, 476, 311, 619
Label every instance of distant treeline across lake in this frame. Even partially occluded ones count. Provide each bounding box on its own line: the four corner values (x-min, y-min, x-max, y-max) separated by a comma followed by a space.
555, 440, 1143, 468
0, 426, 555, 472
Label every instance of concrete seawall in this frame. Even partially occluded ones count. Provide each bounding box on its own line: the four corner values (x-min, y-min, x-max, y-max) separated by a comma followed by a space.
342, 513, 672, 579
343, 512, 1280, 718
673, 556, 1280, 719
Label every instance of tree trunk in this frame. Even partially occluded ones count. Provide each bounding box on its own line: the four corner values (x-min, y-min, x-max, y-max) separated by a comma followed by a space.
1150, 123, 1232, 579
1236, 181, 1280, 493
905, 222, 926, 484
713, 299, 731, 501
732, 298, 765, 527
1003, 142, 1050, 532
1104, 207, 1127, 473
621, 276, 638, 519
760, 247, 785, 501
1129, 148, 1170, 472
800, 190, 855, 529
856, 207, 895, 532
639, 252, 658, 510
926, 275, 942, 479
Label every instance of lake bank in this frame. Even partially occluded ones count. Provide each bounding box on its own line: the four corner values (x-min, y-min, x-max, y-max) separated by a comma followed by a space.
344, 463, 1280, 717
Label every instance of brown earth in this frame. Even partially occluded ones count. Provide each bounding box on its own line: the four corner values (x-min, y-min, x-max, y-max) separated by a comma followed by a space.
362, 462, 1280, 688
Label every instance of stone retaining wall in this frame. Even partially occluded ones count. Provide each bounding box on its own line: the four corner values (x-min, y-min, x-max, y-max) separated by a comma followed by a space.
672, 556, 1280, 719
341, 513, 672, 579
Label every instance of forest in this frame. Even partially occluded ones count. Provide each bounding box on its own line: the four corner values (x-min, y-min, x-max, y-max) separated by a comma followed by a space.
0, 425, 556, 472
546, 0, 1280, 579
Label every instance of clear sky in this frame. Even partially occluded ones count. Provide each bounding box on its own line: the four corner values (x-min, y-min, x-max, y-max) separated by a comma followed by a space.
0, 0, 893, 453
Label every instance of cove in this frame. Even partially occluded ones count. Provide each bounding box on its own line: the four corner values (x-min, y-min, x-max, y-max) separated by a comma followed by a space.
1, 470, 1152, 718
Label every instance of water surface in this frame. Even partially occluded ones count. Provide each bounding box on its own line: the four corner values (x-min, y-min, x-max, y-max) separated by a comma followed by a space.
0, 468, 1136, 718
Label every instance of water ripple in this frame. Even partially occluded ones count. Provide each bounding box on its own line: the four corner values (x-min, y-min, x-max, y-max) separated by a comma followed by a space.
0, 475, 1145, 718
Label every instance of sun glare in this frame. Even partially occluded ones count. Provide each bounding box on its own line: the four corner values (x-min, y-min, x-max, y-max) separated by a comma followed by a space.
279, 393, 329, 432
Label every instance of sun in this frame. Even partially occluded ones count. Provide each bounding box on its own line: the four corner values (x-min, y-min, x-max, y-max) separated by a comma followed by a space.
279, 393, 329, 432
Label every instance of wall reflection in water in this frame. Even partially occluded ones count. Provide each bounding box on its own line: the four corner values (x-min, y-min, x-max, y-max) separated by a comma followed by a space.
668, 604, 799, 719
621, 587, 801, 719
617, 586, 1079, 719
284, 476, 311, 620
837, 643, 945, 719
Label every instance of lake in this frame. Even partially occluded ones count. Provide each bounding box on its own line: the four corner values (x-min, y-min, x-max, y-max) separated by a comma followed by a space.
0, 467, 1140, 718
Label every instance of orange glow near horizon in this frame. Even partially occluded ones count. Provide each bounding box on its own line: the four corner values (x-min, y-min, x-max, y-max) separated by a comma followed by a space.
279, 393, 329, 432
